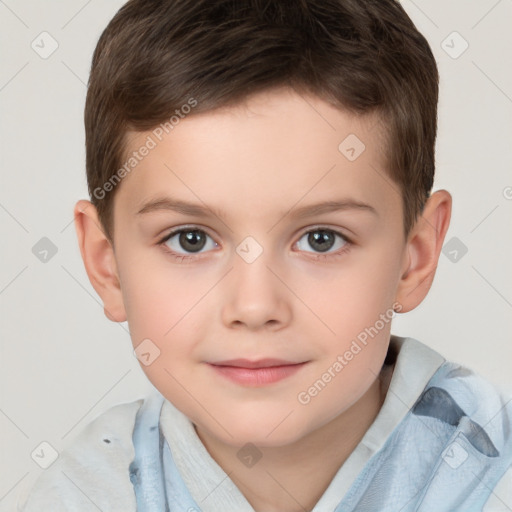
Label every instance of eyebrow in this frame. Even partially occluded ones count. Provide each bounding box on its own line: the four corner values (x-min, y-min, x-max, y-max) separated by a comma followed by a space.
136, 196, 378, 220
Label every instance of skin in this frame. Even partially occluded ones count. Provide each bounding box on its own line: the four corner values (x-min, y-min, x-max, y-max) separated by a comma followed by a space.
75, 87, 451, 511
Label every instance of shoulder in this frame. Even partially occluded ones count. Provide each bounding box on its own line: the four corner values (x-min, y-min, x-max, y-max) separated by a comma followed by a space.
422, 359, 512, 428
413, 358, 512, 477
17, 397, 144, 512
385, 340, 512, 508
394, 337, 512, 430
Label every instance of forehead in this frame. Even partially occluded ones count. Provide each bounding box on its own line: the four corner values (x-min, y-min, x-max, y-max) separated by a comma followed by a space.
115, 88, 398, 224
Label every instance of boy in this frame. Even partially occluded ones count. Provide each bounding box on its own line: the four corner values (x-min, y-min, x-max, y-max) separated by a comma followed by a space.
18, 0, 512, 510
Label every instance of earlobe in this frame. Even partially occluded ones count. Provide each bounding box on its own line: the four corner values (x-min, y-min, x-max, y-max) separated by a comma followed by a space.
74, 200, 127, 323
395, 190, 452, 313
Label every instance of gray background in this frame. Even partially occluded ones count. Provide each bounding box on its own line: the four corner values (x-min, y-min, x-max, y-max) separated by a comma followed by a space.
1, 0, 511, 509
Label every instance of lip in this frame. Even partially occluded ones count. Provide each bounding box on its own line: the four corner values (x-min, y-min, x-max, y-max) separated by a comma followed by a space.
209, 358, 303, 368
207, 359, 308, 386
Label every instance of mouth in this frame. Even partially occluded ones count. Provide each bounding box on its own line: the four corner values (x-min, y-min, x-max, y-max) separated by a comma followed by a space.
207, 358, 309, 386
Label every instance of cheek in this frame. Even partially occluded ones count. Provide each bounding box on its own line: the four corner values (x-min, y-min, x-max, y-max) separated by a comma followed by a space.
119, 252, 205, 340
120, 265, 206, 394
291, 252, 400, 338
348, 238, 403, 308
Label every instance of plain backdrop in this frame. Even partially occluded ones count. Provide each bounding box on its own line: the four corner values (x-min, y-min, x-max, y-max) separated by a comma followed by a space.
1, 0, 511, 509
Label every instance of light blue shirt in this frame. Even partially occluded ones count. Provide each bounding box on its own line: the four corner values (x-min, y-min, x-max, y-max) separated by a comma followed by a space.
130, 342, 512, 511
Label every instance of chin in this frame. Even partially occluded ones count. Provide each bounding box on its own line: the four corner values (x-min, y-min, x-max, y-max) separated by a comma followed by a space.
205, 416, 313, 449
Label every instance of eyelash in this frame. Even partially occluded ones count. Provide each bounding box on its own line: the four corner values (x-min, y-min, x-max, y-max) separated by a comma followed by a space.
157, 226, 352, 263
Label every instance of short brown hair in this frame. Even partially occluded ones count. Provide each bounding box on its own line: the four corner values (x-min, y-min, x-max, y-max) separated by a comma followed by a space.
85, 0, 439, 240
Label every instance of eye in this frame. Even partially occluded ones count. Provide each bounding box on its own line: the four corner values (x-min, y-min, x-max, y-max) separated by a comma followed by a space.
159, 227, 217, 259
158, 226, 351, 263
295, 228, 349, 258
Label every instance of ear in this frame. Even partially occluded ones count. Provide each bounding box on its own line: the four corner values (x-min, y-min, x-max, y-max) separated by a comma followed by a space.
395, 190, 452, 313
73, 199, 127, 322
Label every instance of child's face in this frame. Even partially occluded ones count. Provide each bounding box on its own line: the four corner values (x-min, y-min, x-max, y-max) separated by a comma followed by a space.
111, 88, 409, 446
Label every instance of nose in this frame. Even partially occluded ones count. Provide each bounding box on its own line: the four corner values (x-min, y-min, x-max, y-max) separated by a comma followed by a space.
220, 249, 292, 332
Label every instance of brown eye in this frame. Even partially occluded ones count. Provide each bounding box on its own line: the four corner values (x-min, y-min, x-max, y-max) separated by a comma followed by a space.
296, 228, 348, 255
307, 230, 336, 252
178, 230, 207, 252
161, 228, 217, 256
